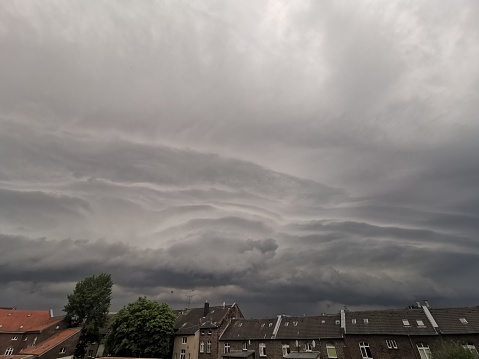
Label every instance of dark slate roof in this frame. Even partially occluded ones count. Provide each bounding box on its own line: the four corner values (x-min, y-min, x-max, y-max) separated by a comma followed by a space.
276, 315, 342, 339
223, 350, 255, 358
345, 308, 437, 335
220, 318, 277, 340
174, 305, 233, 335
429, 307, 479, 334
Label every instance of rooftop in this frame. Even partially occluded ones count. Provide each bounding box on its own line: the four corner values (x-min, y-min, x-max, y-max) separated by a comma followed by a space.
20, 328, 80, 356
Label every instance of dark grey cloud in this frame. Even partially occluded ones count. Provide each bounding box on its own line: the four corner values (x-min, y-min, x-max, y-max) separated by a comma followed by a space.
1, 0, 479, 316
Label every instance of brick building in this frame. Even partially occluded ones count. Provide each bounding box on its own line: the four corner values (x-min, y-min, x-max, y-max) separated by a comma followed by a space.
172, 303, 244, 359
0, 308, 80, 359
220, 314, 344, 359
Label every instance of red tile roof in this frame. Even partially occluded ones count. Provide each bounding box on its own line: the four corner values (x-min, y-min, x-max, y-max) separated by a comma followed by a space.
0, 310, 61, 333
0, 355, 34, 359
20, 328, 80, 356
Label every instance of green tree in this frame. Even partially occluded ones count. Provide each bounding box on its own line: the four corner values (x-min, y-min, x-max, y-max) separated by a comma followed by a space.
63, 273, 113, 357
106, 297, 176, 358
432, 342, 479, 359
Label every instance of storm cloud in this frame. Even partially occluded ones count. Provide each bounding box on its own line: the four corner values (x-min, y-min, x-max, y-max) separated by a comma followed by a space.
1, 0, 479, 317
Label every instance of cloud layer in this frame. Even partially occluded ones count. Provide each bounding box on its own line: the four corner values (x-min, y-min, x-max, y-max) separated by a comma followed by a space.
1, 0, 479, 316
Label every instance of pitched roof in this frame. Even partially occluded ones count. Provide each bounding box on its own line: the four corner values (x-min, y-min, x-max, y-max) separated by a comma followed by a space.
429, 307, 479, 334
175, 305, 235, 335
276, 315, 342, 339
0, 356, 34, 359
0, 309, 61, 333
345, 308, 437, 335
20, 328, 80, 355
220, 318, 277, 340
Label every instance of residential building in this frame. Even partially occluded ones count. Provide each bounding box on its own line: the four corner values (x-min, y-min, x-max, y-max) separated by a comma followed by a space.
172, 303, 243, 359
0, 308, 80, 359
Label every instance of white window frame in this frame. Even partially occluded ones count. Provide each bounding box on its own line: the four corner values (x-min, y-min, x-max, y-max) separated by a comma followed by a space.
199, 341, 204, 353
259, 343, 266, 357
282, 344, 290, 356
416, 343, 432, 359
5, 348, 14, 356
180, 349, 186, 359
305, 343, 312, 352
326, 343, 337, 359
206, 341, 212, 354
224, 343, 230, 354
182, 337, 187, 344
243, 342, 248, 351
386, 340, 398, 349
359, 342, 373, 359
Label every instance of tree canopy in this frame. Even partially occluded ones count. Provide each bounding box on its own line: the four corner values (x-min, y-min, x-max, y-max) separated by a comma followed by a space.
106, 297, 176, 358
63, 273, 113, 357
432, 342, 479, 359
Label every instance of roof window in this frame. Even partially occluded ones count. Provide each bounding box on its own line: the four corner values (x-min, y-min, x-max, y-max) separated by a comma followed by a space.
293, 321, 298, 326
460, 318, 468, 324
363, 319, 369, 324
352, 319, 356, 324
269, 323, 273, 327
238, 323, 242, 327
284, 322, 289, 326
402, 319, 410, 326
416, 320, 425, 327
261, 323, 265, 327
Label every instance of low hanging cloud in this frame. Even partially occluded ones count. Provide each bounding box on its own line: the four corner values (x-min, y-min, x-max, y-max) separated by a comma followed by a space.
1, 0, 479, 316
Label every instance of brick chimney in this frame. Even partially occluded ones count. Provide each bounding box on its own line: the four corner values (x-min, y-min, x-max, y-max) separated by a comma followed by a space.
203, 301, 209, 317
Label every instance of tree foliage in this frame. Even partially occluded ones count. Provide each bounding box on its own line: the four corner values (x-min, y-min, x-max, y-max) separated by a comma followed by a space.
106, 297, 176, 358
63, 273, 113, 357
432, 342, 479, 359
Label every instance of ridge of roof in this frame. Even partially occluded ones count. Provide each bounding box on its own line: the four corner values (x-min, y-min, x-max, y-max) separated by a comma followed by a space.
0, 310, 58, 333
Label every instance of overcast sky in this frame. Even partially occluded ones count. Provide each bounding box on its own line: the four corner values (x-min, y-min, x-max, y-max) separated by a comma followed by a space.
1, 0, 479, 317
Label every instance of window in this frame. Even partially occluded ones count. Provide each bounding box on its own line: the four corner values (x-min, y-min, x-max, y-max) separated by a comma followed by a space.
463, 344, 478, 355
386, 340, 398, 349
284, 322, 289, 326
352, 319, 356, 324
416, 343, 432, 359
269, 323, 273, 327
59, 347, 66, 354
402, 319, 410, 326
460, 318, 468, 324
416, 320, 425, 327
180, 349, 186, 359
208, 330, 212, 335
207, 341, 212, 353
201, 330, 205, 335
259, 343, 266, 357
224, 343, 230, 353
282, 344, 290, 356
305, 343, 312, 352
5, 348, 14, 356
32, 337, 37, 346
55, 325, 60, 329
243, 342, 248, 351
182, 337, 187, 344
88, 350, 94, 358
200, 341, 204, 353
11, 336, 18, 340
238, 323, 243, 327
321, 320, 325, 324
363, 319, 369, 324
293, 321, 298, 326
326, 343, 337, 358
359, 342, 373, 359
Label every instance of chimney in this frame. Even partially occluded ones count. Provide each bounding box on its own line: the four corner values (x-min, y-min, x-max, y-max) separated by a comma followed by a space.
424, 300, 430, 308
203, 301, 209, 317
50, 309, 54, 318
416, 301, 421, 308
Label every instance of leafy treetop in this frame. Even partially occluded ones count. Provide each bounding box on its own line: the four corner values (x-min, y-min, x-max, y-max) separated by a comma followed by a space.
106, 297, 176, 358
432, 342, 479, 359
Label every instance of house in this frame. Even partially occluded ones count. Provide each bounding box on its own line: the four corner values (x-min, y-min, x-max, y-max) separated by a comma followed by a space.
219, 314, 344, 359
172, 303, 243, 359
0, 308, 80, 359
